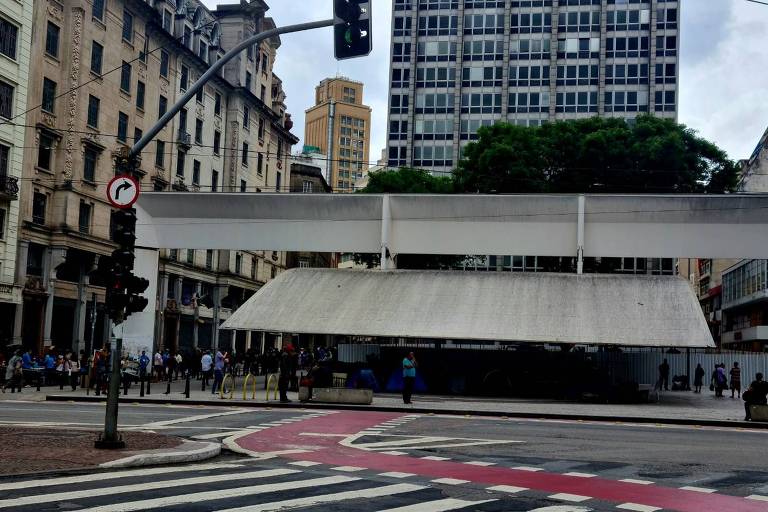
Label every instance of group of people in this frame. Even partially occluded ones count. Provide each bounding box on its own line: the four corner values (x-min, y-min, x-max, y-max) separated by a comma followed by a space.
1, 347, 114, 395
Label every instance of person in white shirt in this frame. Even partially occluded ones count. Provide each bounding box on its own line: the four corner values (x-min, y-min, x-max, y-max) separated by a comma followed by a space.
153, 351, 164, 382
200, 351, 213, 391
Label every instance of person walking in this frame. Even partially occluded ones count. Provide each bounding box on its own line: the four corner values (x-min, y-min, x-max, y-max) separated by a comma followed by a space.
174, 352, 183, 380
659, 359, 670, 392
278, 345, 296, 403
694, 363, 705, 393
201, 350, 212, 391
744, 373, 768, 421
67, 352, 78, 391
153, 350, 163, 382
211, 350, 225, 395
2, 350, 22, 393
730, 362, 742, 399
402, 352, 417, 404
712, 363, 727, 398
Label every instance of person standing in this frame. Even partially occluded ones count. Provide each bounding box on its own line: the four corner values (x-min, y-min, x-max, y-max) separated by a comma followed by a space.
744, 373, 768, 421
730, 362, 742, 399
402, 352, 417, 404
278, 345, 296, 403
138, 351, 150, 386
2, 350, 22, 393
200, 350, 213, 391
659, 359, 670, 391
153, 350, 163, 382
694, 363, 705, 393
211, 350, 225, 395
79, 350, 89, 389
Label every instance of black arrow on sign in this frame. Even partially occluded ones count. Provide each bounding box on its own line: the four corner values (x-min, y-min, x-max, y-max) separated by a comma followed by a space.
115, 181, 133, 200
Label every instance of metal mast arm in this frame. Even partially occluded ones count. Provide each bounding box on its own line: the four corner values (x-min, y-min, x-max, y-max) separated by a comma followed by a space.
130, 19, 335, 158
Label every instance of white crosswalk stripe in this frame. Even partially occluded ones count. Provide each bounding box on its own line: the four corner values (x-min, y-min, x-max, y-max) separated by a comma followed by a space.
376, 498, 497, 511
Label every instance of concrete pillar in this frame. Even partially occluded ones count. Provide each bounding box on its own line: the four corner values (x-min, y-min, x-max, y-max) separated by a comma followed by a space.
12, 240, 29, 344
155, 273, 169, 352
43, 247, 67, 348
193, 281, 201, 349
73, 262, 90, 354
212, 284, 226, 350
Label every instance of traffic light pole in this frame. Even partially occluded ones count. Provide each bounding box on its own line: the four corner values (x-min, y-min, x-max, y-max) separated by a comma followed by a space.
96, 326, 125, 449
130, 18, 334, 158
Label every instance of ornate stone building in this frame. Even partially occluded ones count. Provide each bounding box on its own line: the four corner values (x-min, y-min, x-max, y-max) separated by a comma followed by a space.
13, 0, 298, 355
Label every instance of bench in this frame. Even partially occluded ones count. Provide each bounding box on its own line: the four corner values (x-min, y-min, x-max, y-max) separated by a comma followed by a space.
299, 386, 373, 405
751, 405, 768, 422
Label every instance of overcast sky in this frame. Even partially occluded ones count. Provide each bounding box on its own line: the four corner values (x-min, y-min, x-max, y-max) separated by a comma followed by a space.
204, 0, 768, 163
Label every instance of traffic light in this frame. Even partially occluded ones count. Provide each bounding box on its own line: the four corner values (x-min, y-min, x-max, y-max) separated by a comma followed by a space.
333, 0, 372, 60
106, 207, 149, 324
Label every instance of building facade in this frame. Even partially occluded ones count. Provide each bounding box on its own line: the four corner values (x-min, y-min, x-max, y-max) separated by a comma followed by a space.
386, 0, 680, 174
0, 0, 32, 345
721, 259, 768, 352
304, 77, 372, 191
12, 0, 298, 356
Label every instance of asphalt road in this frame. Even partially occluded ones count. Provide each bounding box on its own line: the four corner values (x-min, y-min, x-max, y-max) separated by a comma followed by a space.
0, 402, 766, 511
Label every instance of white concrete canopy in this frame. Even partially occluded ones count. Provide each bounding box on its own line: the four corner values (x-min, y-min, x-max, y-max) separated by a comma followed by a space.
221, 269, 714, 347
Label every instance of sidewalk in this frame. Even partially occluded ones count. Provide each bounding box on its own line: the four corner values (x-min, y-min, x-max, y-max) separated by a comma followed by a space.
32, 374, 760, 429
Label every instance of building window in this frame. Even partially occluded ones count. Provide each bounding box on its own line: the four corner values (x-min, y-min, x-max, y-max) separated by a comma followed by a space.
241, 142, 248, 166
258, 118, 265, 140
302, 180, 313, 193
134, 127, 142, 145
41, 78, 56, 113
235, 253, 242, 274
257, 153, 263, 175
169, 249, 178, 261
196, 82, 204, 103
199, 41, 208, 62
245, 71, 252, 90
78, 201, 91, 234
160, 51, 169, 78
45, 22, 60, 58
155, 140, 165, 168
90, 42, 103, 75
92, 0, 105, 21
117, 112, 128, 143
83, 146, 98, 182
0, 19, 18, 60
176, 150, 185, 176
214, 93, 221, 116
180, 65, 189, 91
195, 119, 203, 144
240, 179, 246, 192
206, 250, 213, 270
0, 80, 13, 119
120, 61, 131, 93
211, 170, 218, 192
183, 25, 192, 49
136, 81, 145, 110
276, 171, 281, 193
243, 105, 249, 129
192, 160, 200, 185
0, 144, 7, 177
251, 257, 257, 279
186, 249, 194, 264
122, 10, 133, 42
213, 131, 221, 155
261, 53, 268, 73
0, 207, 5, 239
38, 133, 54, 170
158, 95, 167, 119
179, 108, 187, 133
32, 192, 46, 225
260, 85, 266, 102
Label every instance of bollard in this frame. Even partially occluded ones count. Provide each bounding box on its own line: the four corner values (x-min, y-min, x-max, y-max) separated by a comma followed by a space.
184, 372, 190, 398
140, 375, 145, 397
146, 373, 151, 395
36, 372, 41, 392
164, 374, 171, 395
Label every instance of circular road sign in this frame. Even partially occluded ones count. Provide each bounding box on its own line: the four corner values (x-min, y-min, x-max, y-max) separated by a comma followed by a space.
107, 175, 140, 209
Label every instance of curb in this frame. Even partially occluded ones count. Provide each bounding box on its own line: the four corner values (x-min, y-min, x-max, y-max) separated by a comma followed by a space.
46, 394, 767, 431
98, 439, 221, 468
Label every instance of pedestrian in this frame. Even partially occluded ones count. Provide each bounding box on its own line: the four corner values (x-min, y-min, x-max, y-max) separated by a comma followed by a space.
694, 363, 705, 393
67, 352, 78, 391
44, 351, 56, 386
743, 373, 768, 421
2, 350, 23, 393
153, 350, 163, 382
94, 348, 107, 395
730, 362, 742, 399
659, 359, 670, 391
711, 363, 727, 398
278, 344, 296, 403
174, 352, 183, 380
402, 351, 417, 404
201, 350, 212, 391
138, 350, 150, 385
55, 354, 71, 391
211, 350, 225, 395
79, 350, 89, 389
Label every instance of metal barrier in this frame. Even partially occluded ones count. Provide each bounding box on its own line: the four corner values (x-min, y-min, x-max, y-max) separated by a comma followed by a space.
243, 373, 257, 400
220, 373, 234, 400
265, 373, 279, 401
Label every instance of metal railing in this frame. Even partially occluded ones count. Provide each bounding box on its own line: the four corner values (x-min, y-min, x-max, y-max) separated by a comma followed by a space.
0, 175, 18, 197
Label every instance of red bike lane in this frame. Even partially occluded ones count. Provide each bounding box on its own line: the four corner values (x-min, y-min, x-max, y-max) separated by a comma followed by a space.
233, 411, 768, 512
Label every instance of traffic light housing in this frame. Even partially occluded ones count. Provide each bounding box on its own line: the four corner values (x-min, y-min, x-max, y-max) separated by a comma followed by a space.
334, 0, 372, 60
106, 207, 149, 324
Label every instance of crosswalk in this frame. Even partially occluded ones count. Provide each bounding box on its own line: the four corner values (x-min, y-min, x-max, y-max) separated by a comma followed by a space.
0, 458, 619, 512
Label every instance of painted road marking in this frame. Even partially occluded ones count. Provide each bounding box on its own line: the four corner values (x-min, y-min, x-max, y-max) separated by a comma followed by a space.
617, 504, 662, 512
381, 451, 408, 456
680, 486, 717, 494
379, 472, 417, 478
421, 456, 451, 461
513, 466, 544, 472
563, 472, 597, 478
747, 495, 768, 502
331, 466, 367, 472
487, 485, 528, 494
376, 498, 497, 511
549, 493, 592, 503
0, 468, 298, 508
142, 409, 250, 427
288, 461, 323, 467
80, 475, 361, 512
619, 479, 654, 485
216, 483, 427, 512
193, 429, 261, 440
431, 478, 471, 485
0, 462, 243, 492
464, 461, 496, 466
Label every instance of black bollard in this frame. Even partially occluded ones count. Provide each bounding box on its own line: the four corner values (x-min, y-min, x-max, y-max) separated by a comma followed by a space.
36, 372, 41, 392
146, 373, 150, 395
140, 376, 145, 397
184, 372, 190, 398
164, 374, 171, 395
122, 374, 129, 396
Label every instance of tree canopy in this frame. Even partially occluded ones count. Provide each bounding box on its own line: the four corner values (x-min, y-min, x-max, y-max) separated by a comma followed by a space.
453, 115, 738, 194
361, 166, 454, 193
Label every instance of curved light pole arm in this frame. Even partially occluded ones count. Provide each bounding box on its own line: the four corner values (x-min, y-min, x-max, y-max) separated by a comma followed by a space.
130, 18, 335, 158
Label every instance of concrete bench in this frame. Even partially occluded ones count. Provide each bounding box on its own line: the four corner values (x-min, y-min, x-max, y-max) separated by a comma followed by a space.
299, 386, 373, 405
751, 405, 768, 422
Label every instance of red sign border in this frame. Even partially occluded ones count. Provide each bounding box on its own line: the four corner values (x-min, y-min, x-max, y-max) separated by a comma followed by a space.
106, 175, 141, 209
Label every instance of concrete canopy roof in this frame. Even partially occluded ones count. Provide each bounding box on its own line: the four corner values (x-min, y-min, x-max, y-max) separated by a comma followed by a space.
221, 269, 714, 348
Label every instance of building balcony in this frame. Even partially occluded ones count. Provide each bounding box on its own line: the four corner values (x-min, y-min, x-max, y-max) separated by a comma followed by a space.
722, 325, 768, 345
0, 175, 19, 200
177, 130, 192, 148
